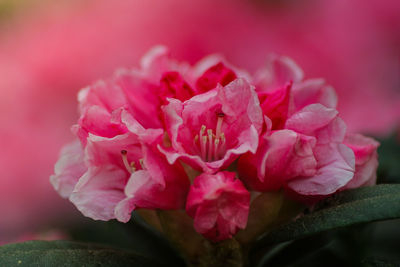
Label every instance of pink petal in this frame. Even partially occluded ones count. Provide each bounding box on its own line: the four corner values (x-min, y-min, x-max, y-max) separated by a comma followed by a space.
115, 145, 189, 222
285, 104, 338, 135
238, 130, 317, 191
254, 55, 303, 92
292, 79, 338, 111
259, 83, 292, 130
288, 143, 355, 195
195, 62, 237, 93
160, 78, 263, 173
70, 165, 127, 221
50, 140, 87, 198
343, 134, 379, 189
186, 172, 250, 242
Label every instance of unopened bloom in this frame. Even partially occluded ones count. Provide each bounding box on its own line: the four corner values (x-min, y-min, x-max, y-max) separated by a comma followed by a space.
186, 172, 250, 242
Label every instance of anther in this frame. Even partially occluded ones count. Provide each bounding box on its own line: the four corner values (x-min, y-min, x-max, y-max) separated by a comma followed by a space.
200, 125, 206, 136
139, 159, 146, 170
201, 136, 207, 160
214, 138, 220, 161
195, 114, 227, 162
130, 162, 136, 172
121, 150, 133, 173
207, 129, 213, 161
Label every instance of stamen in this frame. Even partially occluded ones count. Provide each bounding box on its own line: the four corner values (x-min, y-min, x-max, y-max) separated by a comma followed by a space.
139, 159, 146, 170
130, 162, 136, 172
121, 150, 133, 173
200, 125, 206, 136
195, 115, 227, 162
201, 136, 207, 160
207, 129, 213, 161
219, 133, 226, 158
214, 138, 220, 161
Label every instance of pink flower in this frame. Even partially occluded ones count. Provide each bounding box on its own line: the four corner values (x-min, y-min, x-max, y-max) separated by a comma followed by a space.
52, 123, 189, 222
2, 0, 398, 242
254, 56, 338, 132
186, 172, 250, 242
74, 46, 188, 144
51, 62, 191, 221
50, 46, 380, 242
343, 134, 380, 189
238, 104, 356, 199
159, 78, 263, 173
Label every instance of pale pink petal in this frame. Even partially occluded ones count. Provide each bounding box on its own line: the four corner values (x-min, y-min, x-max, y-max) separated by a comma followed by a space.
288, 143, 355, 195
343, 134, 379, 189
292, 79, 338, 111
113, 70, 162, 129
85, 133, 142, 168
285, 104, 338, 135
315, 117, 347, 144
120, 110, 164, 145
50, 140, 87, 198
70, 165, 127, 221
139, 45, 191, 84
114, 198, 136, 223
254, 55, 303, 92
238, 130, 317, 191
115, 145, 189, 222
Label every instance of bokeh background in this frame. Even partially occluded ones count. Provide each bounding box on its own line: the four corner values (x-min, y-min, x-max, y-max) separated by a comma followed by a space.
0, 0, 399, 244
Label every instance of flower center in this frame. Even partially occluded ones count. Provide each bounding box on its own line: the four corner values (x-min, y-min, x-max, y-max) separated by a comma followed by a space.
194, 113, 226, 162
121, 150, 145, 173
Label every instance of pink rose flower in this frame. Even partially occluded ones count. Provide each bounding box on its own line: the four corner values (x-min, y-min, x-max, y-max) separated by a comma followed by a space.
186, 172, 250, 242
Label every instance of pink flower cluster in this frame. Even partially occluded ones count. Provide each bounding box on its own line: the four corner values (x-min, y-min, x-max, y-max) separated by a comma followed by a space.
51, 47, 379, 242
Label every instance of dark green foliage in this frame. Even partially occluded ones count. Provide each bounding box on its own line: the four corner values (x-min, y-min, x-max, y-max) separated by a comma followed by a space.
253, 185, 400, 249
0, 240, 167, 267
377, 134, 400, 184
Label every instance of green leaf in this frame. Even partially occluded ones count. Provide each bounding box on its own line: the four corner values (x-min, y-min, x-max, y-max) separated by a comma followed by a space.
0, 240, 169, 267
252, 184, 400, 251
67, 213, 185, 266
377, 133, 400, 184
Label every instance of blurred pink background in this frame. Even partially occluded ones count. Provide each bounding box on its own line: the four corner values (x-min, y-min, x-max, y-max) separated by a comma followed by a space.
0, 0, 399, 242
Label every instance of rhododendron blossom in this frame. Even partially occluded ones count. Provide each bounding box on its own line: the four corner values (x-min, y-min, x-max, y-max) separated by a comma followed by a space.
186, 172, 250, 242
51, 46, 379, 242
